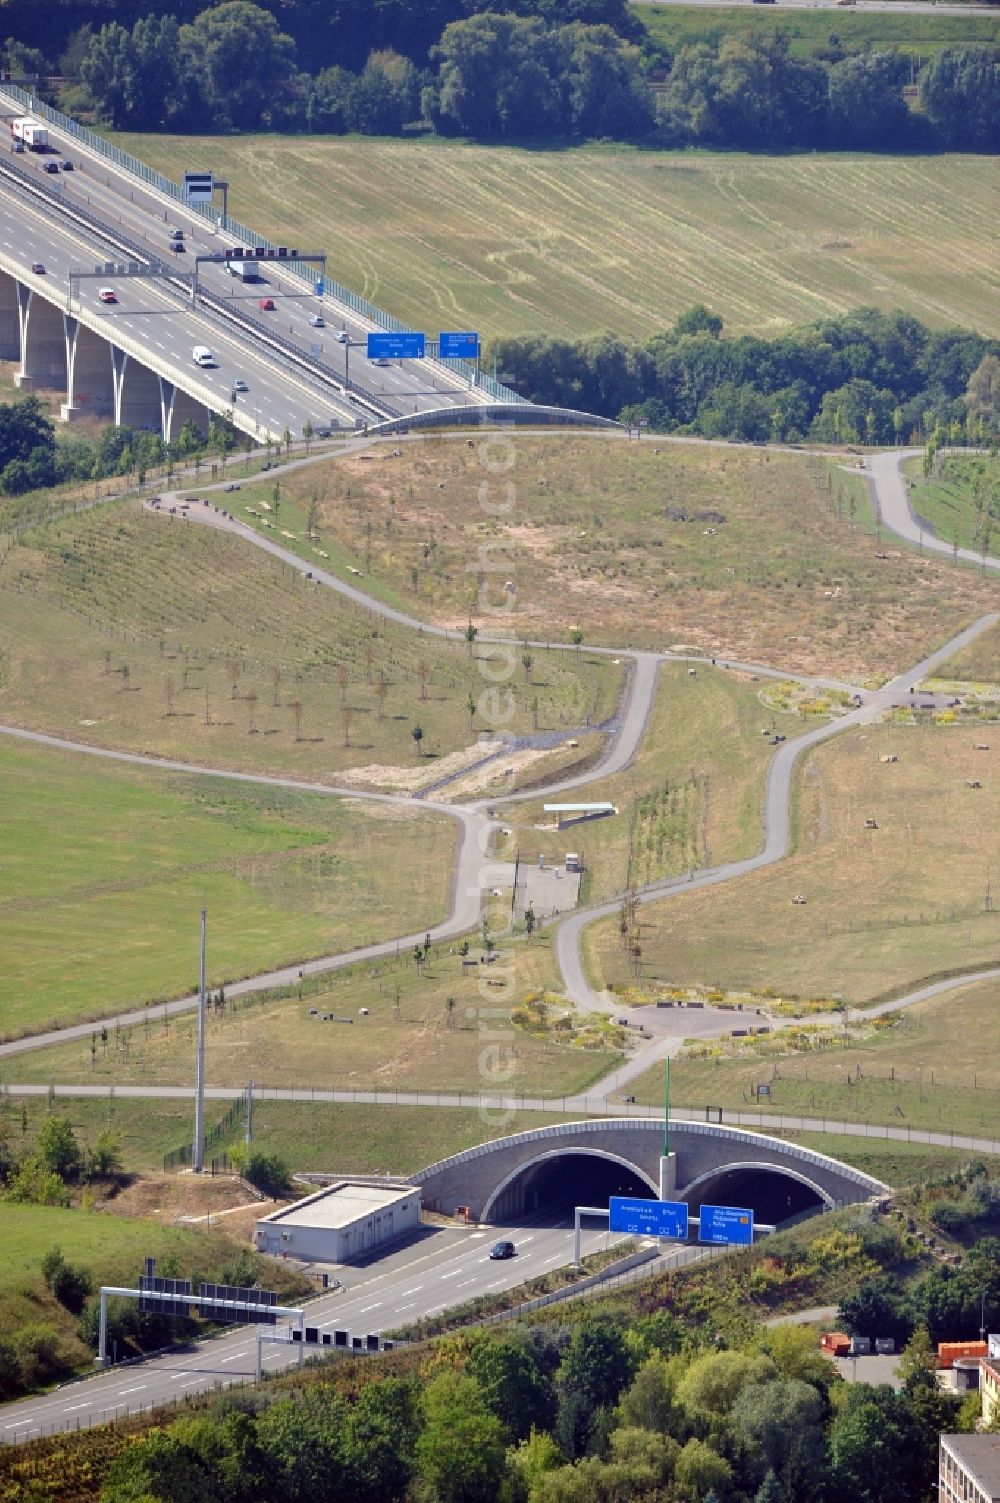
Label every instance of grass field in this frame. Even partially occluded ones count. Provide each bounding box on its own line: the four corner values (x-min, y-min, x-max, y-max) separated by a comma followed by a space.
1, 1093, 580, 1176
497, 662, 810, 905
905, 452, 1000, 556
585, 721, 1000, 1005
111, 132, 1000, 342
630, 977, 1000, 1138
936, 619, 1000, 684
638, 4, 1000, 59
0, 495, 620, 787
268, 437, 999, 680
0, 738, 456, 1036
6, 923, 622, 1096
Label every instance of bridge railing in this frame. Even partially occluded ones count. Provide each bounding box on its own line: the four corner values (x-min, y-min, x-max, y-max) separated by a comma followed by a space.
1, 84, 521, 404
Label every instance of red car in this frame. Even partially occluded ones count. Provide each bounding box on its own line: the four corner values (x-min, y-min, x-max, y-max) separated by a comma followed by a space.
98, 287, 117, 303
258, 297, 275, 311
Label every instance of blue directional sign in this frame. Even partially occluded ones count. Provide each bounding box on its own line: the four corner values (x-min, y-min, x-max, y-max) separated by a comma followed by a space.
609, 1196, 689, 1239
367, 331, 425, 361
698, 1204, 754, 1246
439, 331, 479, 360
315, 279, 324, 297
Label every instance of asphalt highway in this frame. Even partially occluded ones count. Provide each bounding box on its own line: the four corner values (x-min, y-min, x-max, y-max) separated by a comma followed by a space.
0, 1216, 694, 1442
0, 88, 486, 423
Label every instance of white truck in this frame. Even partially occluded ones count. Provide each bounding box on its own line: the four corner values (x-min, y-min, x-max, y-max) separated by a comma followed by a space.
226, 259, 262, 283
11, 118, 49, 150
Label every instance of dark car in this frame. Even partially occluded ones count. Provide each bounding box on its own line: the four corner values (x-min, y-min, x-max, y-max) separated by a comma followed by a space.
489, 1240, 516, 1260
43, 161, 59, 174
61, 159, 73, 170
31, 262, 45, 274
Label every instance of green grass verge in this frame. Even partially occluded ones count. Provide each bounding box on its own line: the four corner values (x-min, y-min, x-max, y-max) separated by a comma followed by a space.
108, 132, 1000, 342
0, 737, 456, 1036
904, 451, 1000, 557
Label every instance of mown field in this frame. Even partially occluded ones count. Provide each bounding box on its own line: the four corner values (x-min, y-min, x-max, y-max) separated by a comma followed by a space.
0, 738, 455, 1035
586, 721, 1000, 1005
0, 494, 620, 788
112, 132, 1000, 341
498, 661, 812, 905
267, 436, 999, 680
638, 3, 1000, 59
630, 977, 1000, 1139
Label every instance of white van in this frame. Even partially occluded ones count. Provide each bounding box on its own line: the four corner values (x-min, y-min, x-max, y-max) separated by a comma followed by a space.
192, 346, 216, 367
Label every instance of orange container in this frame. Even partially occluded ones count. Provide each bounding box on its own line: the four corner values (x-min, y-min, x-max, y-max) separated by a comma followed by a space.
937, 1341, 987, 1369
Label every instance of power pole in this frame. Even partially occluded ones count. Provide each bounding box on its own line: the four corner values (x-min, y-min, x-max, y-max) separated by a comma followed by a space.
246, 1076, 254, 1146
193, 910, 207, 1172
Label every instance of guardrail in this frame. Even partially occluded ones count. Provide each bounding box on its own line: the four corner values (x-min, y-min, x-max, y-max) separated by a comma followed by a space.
0, 155, 394, 426
1, 83, 521, 404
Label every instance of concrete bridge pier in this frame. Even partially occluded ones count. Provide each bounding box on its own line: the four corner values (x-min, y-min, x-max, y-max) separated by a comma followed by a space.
62, 317, 114, 422
16, 283, 67, 392
0, 270, 19, 361
160, 377, 210, 444
111, 347, 162, 431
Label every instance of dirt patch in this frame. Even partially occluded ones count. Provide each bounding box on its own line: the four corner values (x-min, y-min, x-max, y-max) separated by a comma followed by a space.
338, 739, 499, 794
102, 1172, 264, 1224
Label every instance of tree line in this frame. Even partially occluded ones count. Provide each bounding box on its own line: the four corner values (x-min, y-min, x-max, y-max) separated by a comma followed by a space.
0, 395, 226, 498
488, 307, 1000, 444
73, 1210, 1000, 1503
12, 2, 1000, 149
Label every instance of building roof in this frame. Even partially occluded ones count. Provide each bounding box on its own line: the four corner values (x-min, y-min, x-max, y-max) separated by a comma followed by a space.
942, 1435, 1000, 1497
259, 1182, 414, 1231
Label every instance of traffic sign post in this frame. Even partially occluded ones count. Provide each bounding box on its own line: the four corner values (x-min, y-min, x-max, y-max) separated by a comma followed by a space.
697, 1204, 755, 1246
183, 172, 214, 204
610, 1196, 689, 1240
367, 331, 425, 362
439, 331, 480, 387
439, 331, 479, 360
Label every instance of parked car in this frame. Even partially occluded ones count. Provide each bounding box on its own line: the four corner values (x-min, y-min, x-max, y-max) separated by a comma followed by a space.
489, 1240, 516, 1260
31, 262, 45, 275
98, 287, 117, 303
259, 297, 275, 311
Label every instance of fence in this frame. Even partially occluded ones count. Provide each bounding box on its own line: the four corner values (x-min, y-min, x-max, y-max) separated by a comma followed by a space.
163, 1089, 249, 1171
2, 84, 521, 404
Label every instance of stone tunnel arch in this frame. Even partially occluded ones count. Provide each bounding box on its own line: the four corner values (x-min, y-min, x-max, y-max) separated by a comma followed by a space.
482, 1148, 658, 1225
681, 1160, 833, 1222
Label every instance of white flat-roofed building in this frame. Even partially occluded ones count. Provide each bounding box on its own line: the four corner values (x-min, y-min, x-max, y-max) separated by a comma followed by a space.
940, 1435, 1000, 1503
255, 1181, 421, 1263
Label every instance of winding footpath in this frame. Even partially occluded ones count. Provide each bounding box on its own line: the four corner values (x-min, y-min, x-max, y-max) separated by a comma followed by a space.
2, 444, 1000, 1108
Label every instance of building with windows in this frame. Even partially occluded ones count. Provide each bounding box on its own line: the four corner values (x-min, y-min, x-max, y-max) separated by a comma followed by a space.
982, 1354, 1000, 1427
255, 1181, 421, 1264
940, 1435, 1000, 1503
